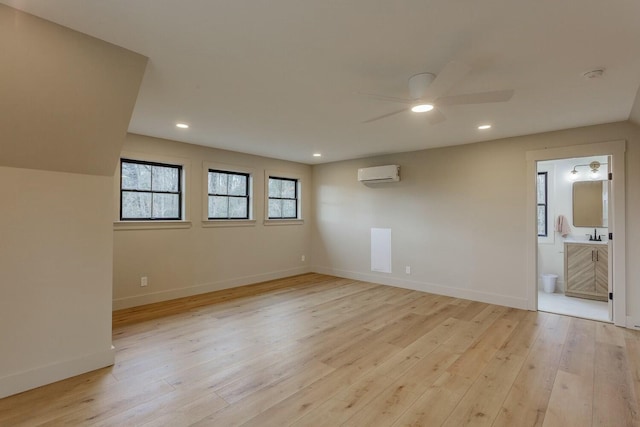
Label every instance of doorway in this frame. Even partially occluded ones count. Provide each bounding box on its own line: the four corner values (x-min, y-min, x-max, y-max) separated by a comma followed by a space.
525, 140, 626, 326
536, 156, 610, 322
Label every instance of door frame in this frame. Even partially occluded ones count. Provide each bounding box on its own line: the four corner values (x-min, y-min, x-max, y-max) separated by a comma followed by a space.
606, 171, 614, 320
525, 140, 626, 326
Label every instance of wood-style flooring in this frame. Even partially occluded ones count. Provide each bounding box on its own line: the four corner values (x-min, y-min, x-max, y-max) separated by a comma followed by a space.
1, 273, 639, 426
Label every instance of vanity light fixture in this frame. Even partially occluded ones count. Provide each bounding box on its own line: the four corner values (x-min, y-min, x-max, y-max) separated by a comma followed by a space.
313, 153, 322, 157
570, 160, 607, 180
478, 124, 492, 130
590, 161, 603, 179
569, 168, 579, 181
176, 123, 189, 129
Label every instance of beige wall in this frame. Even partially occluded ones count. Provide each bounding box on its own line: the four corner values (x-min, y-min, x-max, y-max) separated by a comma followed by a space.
311, 121, 640, 324
113, 134, 312, 309
630, 85, 640, 126
0, 5, 146, 398
0, 167, 115, 398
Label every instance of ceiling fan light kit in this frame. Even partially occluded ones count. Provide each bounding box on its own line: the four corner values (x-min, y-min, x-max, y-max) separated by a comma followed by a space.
411, 104, 434, 113
362, 60, 515, 124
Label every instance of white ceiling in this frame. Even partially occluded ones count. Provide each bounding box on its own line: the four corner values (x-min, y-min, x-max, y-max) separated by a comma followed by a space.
4, 0, 640, 164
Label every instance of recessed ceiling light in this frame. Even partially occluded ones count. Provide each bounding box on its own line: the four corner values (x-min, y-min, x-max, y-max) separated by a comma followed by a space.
176, 123, 189, 129
411, 104, 434, 113
478, 124, 492, 130
313, 153, 322, 157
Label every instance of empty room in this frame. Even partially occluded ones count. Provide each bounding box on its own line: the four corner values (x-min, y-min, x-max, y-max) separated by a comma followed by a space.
1, 1, 640, 426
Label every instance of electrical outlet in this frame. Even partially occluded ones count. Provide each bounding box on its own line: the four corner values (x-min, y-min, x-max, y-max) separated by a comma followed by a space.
301, 255, 306, 262
405, 266, 411, 274
141, 276, 148, 287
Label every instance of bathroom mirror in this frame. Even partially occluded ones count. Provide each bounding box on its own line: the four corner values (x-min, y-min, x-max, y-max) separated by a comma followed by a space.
573, 180, 608, 227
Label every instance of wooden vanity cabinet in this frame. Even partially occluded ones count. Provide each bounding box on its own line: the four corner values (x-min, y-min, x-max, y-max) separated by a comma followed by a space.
564, 242, 608, 301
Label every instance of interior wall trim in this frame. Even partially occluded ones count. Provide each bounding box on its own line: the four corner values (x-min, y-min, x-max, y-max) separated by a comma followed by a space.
112, 266, 311, 310
312, 266, 529, 310
626, 316, 640, 331
0, 346, 115, 399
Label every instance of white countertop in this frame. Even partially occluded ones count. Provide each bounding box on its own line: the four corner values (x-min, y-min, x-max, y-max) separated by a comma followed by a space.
564, 238, 608, 245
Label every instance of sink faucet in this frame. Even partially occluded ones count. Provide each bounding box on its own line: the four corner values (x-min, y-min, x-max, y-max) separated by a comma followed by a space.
587, 228, 602, 241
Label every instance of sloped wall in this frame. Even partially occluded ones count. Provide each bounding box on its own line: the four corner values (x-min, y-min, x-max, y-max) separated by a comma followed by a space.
0, 4, 147, 176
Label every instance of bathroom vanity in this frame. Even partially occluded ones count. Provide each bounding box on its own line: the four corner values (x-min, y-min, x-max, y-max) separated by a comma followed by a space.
564, 241, 608, 301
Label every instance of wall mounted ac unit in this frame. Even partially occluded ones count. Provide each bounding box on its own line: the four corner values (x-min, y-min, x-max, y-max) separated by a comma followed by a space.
357, 165, 400, 183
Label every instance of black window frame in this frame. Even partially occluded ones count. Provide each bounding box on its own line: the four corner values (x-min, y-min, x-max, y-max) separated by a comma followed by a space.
268, 176, 299, 219
537, 171, 548, 237
120, 158, 183, 221
207, 169, 251, 220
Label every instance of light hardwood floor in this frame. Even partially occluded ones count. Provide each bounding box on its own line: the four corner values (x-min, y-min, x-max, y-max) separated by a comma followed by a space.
1, 273, 639, 426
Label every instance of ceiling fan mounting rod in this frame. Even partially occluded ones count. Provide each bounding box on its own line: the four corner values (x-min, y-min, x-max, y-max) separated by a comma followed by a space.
408, 72, 435, 99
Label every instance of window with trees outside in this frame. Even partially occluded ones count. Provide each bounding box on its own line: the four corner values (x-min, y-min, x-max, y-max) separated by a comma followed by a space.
268, 177, 298, 219
208, 170, 250, 219
537, 171, 548, 237
120, 159, 182, 220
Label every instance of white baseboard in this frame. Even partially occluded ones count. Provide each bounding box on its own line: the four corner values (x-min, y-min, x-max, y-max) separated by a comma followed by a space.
113, 266, 312, 310
626, 316, 640, 330
0, 346, 115, 399
313, 266, 528, 310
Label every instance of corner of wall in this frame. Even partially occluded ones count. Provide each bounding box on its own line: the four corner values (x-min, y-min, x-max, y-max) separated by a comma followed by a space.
629, 84, 640, 126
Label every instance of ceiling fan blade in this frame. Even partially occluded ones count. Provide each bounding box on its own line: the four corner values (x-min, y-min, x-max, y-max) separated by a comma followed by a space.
435, 89, 514, 107
421, 60, 471, 100
356, 91, 413, 105
427, 109, 447, 125
362, 107, 408, 123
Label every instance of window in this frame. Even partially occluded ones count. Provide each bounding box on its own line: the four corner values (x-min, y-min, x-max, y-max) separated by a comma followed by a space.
537, 172, 548, 237
120, 159, 182, 220
268, 177, 298, 219
208, 170, 250, 219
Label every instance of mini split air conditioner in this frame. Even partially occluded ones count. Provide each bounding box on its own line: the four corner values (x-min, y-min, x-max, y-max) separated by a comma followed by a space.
357, 165, 400, 183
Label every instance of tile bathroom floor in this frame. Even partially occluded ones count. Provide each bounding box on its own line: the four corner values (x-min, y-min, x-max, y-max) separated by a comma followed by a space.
538, 290, 609, 322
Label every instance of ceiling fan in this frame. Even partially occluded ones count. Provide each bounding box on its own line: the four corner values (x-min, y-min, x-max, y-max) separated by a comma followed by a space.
361, 61, 514, 124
